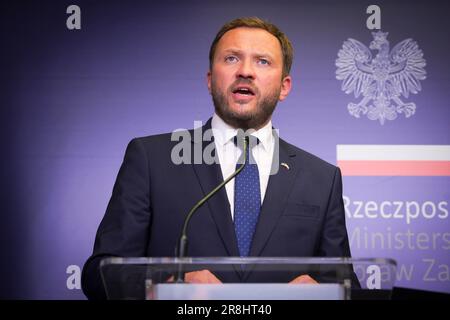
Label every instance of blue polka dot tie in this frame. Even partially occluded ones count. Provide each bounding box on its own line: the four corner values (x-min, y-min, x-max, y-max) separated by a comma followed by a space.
234, 136, 261, 257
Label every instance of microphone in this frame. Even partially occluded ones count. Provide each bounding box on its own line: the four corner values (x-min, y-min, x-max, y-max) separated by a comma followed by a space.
174, 135, 249, 282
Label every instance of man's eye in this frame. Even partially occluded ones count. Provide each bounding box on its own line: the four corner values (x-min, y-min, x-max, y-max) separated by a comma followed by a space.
225, 56, 238, 63
258, 59, 270, 65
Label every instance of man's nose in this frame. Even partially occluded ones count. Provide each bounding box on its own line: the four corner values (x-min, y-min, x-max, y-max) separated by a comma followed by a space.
236, 59, 255, 80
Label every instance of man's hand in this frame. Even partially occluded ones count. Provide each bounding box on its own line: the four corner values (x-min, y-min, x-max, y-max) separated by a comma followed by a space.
289, 274, 318, 284
167, 269, 222, 284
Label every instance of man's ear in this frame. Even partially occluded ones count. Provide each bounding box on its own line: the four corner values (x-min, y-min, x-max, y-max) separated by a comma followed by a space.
279, 75, 292, 101
207, 71, 212, 94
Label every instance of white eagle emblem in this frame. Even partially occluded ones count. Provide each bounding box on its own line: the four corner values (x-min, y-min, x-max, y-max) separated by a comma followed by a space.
335, 31, 426, 124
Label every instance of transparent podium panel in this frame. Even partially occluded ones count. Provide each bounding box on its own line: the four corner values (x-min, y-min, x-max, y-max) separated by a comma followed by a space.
99, 257, 397, 300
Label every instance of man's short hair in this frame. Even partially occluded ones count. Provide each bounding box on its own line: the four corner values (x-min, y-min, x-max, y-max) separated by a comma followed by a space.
209, 17, 293, 78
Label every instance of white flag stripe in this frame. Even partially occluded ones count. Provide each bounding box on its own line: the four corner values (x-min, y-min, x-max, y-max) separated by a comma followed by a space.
337, 145, 450, 161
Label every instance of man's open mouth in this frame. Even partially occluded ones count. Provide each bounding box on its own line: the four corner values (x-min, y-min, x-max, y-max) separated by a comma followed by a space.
232, 86, 255, 96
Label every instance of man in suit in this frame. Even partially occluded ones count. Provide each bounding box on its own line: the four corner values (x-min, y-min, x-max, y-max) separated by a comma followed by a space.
82, 17, 354, 299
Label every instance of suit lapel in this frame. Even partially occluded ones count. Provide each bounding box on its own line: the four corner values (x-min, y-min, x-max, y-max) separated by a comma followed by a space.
190, 119, 241, 258
239, 137, 298, 281
249, 137, 299, 257
189, 120, 300, 281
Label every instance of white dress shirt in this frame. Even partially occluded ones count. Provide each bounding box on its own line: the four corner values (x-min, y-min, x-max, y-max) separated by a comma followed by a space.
211, 113, 275, 220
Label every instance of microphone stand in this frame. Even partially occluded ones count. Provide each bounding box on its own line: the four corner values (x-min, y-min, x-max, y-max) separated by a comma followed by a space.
174, 136, 249, 283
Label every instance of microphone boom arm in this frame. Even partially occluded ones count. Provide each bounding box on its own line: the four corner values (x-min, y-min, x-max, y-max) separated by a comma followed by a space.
175, 136, 249, 282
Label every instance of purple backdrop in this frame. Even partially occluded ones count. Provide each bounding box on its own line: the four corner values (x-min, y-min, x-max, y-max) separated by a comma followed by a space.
1, 0, 449, 298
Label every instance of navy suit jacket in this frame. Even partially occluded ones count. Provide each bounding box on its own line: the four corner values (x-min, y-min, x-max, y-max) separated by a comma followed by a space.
82, 119, 353, 299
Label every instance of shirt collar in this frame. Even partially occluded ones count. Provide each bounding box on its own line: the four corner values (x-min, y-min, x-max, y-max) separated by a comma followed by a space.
211, 113, 273, 151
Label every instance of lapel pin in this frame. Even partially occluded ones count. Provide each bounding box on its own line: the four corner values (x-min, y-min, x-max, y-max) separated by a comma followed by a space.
281, 162, 290, 170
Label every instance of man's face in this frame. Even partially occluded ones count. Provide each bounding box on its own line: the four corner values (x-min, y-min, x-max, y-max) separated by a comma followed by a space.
207, 27, 292, 130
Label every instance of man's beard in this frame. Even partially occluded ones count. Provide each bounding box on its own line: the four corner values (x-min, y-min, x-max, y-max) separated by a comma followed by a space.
211, 79, 281, 130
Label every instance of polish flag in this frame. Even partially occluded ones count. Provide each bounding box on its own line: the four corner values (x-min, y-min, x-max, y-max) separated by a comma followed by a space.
337, 145, 450, 176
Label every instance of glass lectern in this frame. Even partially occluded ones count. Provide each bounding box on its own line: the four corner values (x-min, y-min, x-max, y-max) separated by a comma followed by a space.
99, 257, 396, 300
